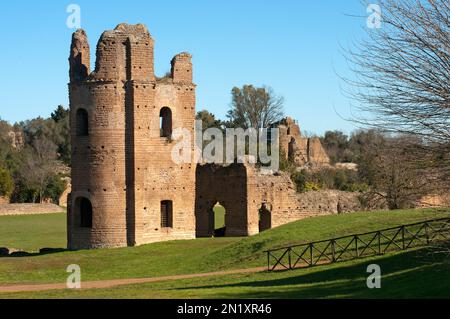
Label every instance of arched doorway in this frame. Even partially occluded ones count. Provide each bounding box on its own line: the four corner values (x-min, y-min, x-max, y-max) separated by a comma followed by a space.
159, 107, 172, 138
259, 203, 271, 232
211, 202, 226, 237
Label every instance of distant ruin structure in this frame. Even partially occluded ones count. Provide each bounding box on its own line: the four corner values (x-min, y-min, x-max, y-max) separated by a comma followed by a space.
274, 117, 330, 167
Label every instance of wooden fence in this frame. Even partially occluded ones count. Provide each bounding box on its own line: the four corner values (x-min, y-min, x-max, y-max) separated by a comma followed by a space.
264, 217, 450, 271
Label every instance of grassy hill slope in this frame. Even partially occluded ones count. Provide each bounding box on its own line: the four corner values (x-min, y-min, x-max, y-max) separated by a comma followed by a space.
0, 207, 448, 288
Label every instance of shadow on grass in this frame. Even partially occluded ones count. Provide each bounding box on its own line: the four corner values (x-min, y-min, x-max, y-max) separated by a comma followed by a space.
0, 247, 67, 258
170, 244, 450, 299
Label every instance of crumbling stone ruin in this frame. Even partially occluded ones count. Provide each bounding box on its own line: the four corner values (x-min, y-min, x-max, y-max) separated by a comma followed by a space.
67, 23, 335, 250
68, 24, 196, 249
274, 117, 330, 167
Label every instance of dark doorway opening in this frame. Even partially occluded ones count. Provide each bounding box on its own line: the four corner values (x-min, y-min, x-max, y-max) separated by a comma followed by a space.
76, 108, 89, 136
76, 197, 92, 228
161, 200, 173, 228
259, 203, 271, 232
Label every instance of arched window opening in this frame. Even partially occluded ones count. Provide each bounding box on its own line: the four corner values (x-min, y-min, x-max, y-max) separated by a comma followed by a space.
160, 107, 172, 138
76, 108, 89, 136
211, 202, 226, 237
259, 203, 271, 232
161, 200, 173, 228
77, 197, 92, 228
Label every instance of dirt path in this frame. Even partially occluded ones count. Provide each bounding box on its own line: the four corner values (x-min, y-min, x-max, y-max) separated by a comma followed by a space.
0, 267, 266, 293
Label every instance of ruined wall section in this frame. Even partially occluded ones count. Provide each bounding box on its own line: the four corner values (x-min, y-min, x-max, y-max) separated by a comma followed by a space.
246, 167, 314, 233
195, 164, 248, 237
69, 29, 90, 83
247, 167, 363, 233
307, 137, 331, 166
171, 52, 193, 84
276, 117, 330, 167
90, 24, 154, 83
195, 161, 328, 237
135, 78, 197, 245
296, 190, 363, 215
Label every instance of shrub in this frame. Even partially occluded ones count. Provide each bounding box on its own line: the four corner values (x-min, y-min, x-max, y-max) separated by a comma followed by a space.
291, 170, 307, 193
44, 174, 67, 204
305, 182, 321, 192
291, 167, 368, 193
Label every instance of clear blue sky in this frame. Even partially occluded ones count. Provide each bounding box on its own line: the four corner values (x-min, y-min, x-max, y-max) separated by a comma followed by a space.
0, 1, 371, 135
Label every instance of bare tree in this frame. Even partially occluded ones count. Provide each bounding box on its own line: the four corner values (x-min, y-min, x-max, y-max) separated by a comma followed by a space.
343, 0, 449, 143
19, 138, 58, 203
227, 85, 284, 128
359, 134, 444, 209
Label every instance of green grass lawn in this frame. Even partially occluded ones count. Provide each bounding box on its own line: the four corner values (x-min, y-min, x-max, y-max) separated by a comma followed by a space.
0, 213, 66, 251
213, 204, 225, 229
2, 243, 449, 299
0, 207, 449, 298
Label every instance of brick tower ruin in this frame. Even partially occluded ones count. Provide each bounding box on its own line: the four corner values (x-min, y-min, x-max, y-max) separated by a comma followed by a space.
68, 24, 196, 249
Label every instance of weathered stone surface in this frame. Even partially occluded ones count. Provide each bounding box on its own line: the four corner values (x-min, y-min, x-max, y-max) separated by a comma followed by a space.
296, 190, 363, 215
273, 117, 330, 167
68, 24, 196, 250
417, 194, 450, 208
308, 137, 330, 166
58, 179, 71, 207
0, 204, 64, 216
7, 128, 24, 149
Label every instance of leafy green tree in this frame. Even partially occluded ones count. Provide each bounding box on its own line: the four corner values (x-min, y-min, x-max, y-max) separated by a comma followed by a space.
320, 131, 352, 163
44, 174, 67, 204
227, 85, 284, 129
19, 106, 70, 165
0, 167, 14, 197
196, 110, 223, 131
51, 105, 69, 123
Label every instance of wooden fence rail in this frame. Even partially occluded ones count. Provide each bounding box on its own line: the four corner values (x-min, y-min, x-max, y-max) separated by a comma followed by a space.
264, 217, 450, 271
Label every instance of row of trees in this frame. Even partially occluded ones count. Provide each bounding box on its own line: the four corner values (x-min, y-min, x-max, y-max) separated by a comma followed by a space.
0, 106, 70, 203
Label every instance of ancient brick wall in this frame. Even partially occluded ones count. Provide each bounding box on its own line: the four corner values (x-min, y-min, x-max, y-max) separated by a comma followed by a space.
195, 162, 320, 237
68, 24, 196, 249
0, 204, 64, 216
247, 167, 312, 233
195, 164, 248, 237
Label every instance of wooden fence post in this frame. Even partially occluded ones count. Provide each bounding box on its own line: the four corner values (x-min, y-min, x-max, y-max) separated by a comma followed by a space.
331, 240, 336, 262
288, 248, 292, 269
402, 226, 406, 250
378, 231, 382, 255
